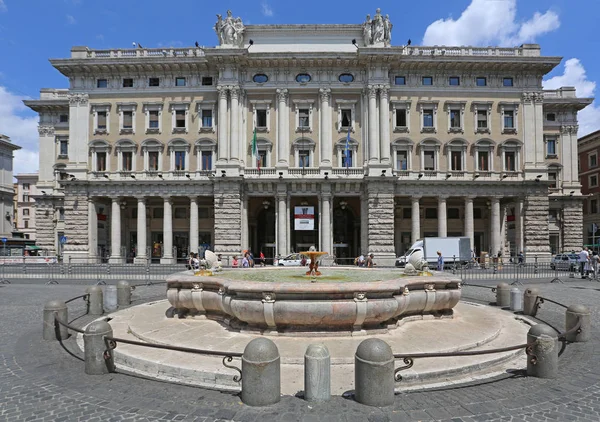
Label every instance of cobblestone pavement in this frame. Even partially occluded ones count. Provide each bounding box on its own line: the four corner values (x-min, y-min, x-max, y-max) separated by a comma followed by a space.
0, 278, 599, 421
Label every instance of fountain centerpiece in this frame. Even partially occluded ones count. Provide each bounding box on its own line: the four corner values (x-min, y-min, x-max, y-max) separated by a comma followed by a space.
300, 246, 328, 280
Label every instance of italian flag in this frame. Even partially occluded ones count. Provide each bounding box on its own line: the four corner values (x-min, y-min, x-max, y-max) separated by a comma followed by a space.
251, 128, 259, 170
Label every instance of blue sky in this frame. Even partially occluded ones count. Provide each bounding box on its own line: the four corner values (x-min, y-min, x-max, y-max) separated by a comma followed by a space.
1, 0, 599, 175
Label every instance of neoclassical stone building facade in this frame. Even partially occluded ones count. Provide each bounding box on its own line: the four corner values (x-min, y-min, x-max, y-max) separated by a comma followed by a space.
25, 9, 591, 264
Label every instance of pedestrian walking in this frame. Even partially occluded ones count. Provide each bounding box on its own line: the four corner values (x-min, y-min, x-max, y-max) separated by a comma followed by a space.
579, 247, 589, 278
591, 251, 599, 280
437, 250, 444, 271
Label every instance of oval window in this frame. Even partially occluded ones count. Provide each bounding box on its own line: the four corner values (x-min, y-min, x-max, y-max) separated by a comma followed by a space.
296, 73, 311, 83
339, 73, 354, 83
253, 74, 268, 83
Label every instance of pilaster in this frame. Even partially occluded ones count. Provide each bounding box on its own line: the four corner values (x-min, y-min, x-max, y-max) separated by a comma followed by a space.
213, 182, 242, 258
62, 185, 90, 261
524, 194, 551, 260
563, 199, 584, 252
366, 180, 396, 265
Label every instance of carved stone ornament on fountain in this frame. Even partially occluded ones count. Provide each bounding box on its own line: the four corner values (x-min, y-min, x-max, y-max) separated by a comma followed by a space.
362, 8, 392, 47
215, 10, 246, 48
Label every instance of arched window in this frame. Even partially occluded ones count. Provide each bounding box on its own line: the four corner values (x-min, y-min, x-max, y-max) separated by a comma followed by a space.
445, 139, 467, 172
335, 137, 358, 168
89, 139, 111, 173
252, 138, 274, 168
499, 139, 522, 173
141, 139, 164, 172
168, 139, 191, 172
391, 138, 413, 171
548, 163, 562, 190
418, 138, 441, 172
292, 138, 315, 167
195, 138, 217, 171
115, 139, 137, 172
473, 139, 495, 172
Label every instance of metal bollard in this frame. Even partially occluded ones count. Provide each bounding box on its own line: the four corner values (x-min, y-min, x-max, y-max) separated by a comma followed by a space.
527, 324, 558, 378
354, 338, 394, 407
510, 287, 522, 312
495, 282, 510, 307
103, 285, 118, 312
116, 280, 131, 306
304, 344, 331, 402
84, 320, 115, 375
241, 338, 280, 406
43, 300, 68, 341
565, 304, 591, 342
86, 286, 104, 315
523, 287, 540, 316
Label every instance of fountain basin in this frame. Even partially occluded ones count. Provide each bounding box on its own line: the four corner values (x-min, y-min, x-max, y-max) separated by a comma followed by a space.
166, 268, 461, 333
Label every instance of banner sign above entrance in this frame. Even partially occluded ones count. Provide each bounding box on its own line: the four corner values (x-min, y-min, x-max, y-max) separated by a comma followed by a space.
294, 206, 315, 231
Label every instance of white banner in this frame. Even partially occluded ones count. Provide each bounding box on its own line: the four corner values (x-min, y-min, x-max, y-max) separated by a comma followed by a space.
294, 206, 315, 231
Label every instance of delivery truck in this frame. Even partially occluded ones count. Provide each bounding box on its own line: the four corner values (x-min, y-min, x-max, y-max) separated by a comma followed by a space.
395, 237, 471, 269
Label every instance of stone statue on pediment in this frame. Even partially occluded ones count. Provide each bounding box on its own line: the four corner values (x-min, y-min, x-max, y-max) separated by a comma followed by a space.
362, 9, 392, 47
215, 10, 245, 48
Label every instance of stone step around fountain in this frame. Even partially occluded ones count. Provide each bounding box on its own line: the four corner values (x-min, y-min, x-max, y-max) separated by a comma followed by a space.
78, 300, 532, 395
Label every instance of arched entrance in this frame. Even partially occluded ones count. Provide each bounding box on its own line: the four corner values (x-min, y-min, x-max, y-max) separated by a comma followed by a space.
333, 200, 359, 264
249, 198, 276, 263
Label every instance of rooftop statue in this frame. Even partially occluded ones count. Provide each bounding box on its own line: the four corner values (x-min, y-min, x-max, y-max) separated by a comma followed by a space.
362, 8, 392, 47
215, 10, 246, 48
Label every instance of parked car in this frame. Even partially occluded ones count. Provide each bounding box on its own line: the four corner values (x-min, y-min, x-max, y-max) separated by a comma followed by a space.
277, 253, 311, 266
550, 253, 579, 271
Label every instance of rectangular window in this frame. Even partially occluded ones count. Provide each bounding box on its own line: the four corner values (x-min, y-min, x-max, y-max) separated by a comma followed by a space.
422, 76, 433, 86
397, 151, 408, 170
425, 208, 437, 219
59, 114, 69, 123
547, 139, 557, 156
24, 221, 29, 229
424, 151, 435, 170
396, 109, 407, 127
97, 112, 107, 130
477, 110, 488, 128
175, 77, 186, 87
478, 151, 489, 171
451, 151, 462, 171
23, 183, 30, 190
59, 139, 68, 157
96, 152, 107, 172
123, 78, 133, 88
97, 79, 108, 88
448, 208, 460, 219
504, 110, 514, 129
256, 110, 267, 128
174, 208, 187, 219
153, 208, 163, 219
423, 110, 434, 127
549, 172, 557, 189
299, 150, 310, 167
589, 153, 597, 168
123, 111, 133, 129
546, 113, 556, 121
476, 77, 487, 87
174, 151, 186, 171
201, 77, 213, 86
149, 77, 160, 87
299, 109, 309, 128
342, 150, 352, 168
23, 194, 29, 202
23, 209, 30, 216
148, 151, 159, 171
505, 151, 516, 171
449, 76, 460, 86
259, 151, 268, 168
590, 175, 598, 187
450, 110, 461, 128
149, 111, 159, 128
341, 109, 352, 128
395, 76, 406, 85
591, 199, 598, 214
175, 110, 186, 128
201, 151, 212, 170
503, 77, 513, 87
201, 109, 212, 128
122, 152, 133, 171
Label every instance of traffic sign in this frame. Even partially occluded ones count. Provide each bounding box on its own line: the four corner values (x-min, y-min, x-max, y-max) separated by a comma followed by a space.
60, 236, 67, 244
1, 238, 6, 243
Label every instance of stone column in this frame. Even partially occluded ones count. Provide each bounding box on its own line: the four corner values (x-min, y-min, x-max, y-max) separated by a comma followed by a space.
213, 182, 242, 258
277, 193, 287, 257
321, 191, 332, 255
229, 87, 240, 162
161, 197, 174, 263
524, 194, 551, 259
367, 182, 396, 266
563, 199, 584, 252
464, 196, 475, 251
379, 86, 390, 164
367, 85, 379, 162
276, 89, 289, 167
490, 197, 501, 257
109, 198, 122, 263
88, 198, 98, 260
241, 194, 249, 251
360, 193, 368, 255
189, 197, 199, 255
411, 196, 421, 244
217, 86, 228, 163
319, 88, 332, 167
135, 197, 147, 263
500, 205, 508, 257
438, 196, 448, 238
515, 198, 524, 255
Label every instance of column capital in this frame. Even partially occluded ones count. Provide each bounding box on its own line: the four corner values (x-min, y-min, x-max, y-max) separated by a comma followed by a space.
319, 87, 331, 102
438, 195, 449, 201
38, 125, 55, 136
411, 195, 422, 201
189, 196, 199, 203
276, 88, 288, 102
135, 196, 147, 202
367, 85, 378, 98
216, 85, 229, 99
378, 85, 390, 97
229, 86, 240, 99
161, 196, 173, 204
464, 195, 476, 201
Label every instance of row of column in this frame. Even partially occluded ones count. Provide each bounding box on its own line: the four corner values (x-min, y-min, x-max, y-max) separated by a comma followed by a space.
217, 85, 242, 163
367, 85, 391, 164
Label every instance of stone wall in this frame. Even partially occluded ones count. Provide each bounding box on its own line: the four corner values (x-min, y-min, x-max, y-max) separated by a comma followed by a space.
563, 199, 584, 251
213, 182, 241, 257
524, 195, 550, 257
34, 203, 56, 254
366, 181, 396, 265
62, 187, 89, 258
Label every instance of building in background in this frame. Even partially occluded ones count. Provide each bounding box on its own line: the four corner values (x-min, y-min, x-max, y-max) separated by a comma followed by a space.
0, 134, 23, 252
23, 9, 591, 264
14, 174, 39, 240
579, 129, 600, 248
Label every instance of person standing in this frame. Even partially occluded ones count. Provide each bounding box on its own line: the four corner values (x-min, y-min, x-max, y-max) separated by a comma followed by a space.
366, 253, 374, 268
437, 250, 444, 271
579, 247, 590, 278
591, 251, 599, 280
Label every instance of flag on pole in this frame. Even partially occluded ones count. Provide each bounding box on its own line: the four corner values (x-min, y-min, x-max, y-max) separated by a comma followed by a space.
345, 127, 351, 168
251, 128, 259, 171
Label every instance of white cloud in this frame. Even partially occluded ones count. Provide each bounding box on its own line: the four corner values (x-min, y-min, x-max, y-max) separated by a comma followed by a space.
422, 0, 560, 47
261, 1, 273, 17
66, 14, 76, 25
0, 0, 7, 13
543, 59, 600, 137
0, 86, 39, 176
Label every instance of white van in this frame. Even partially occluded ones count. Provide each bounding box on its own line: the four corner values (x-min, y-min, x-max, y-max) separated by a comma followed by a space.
396, 237, 471, 268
